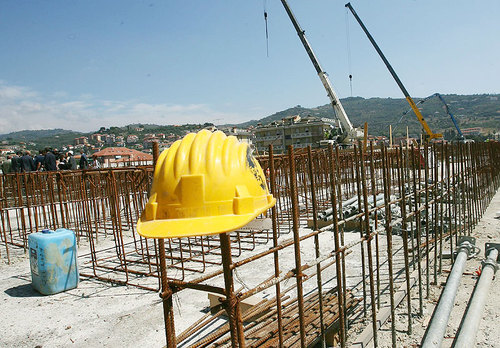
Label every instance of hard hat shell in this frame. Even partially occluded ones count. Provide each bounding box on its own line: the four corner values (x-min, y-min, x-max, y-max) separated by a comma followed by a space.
137, 129, 275, 239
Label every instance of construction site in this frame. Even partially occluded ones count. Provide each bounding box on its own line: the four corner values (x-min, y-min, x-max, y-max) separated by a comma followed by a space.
1, 137, 500, 347
2, 1, 500, 348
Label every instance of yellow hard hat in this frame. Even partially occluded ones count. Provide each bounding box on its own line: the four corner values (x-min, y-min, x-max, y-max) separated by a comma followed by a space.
137, 129, 275, 239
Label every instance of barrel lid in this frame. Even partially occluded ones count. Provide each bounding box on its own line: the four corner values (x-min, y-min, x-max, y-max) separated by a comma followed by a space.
41, 229, 54, 234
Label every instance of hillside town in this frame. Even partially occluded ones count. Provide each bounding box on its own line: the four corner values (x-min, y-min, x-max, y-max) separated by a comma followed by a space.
2, 114, 499, 174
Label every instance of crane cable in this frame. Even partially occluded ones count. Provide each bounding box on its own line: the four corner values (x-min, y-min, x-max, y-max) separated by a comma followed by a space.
393, 97, 428, 135
345, 8, 353, 97
264, 0, 269, 57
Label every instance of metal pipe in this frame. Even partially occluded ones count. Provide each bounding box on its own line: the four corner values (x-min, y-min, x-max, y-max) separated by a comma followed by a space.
454, 247, 499, 347
421, 239, 474, 347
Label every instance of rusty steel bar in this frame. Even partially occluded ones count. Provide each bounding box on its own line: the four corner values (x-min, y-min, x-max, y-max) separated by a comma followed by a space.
410, 144, 423, 316
328, 144, 346, 348
369, 142, 381, 310
424, 142, 430, 298
397, 145, 412, 334
269, 144, 284, 347
358, 143, 379, 348
433, 144, 439, 284
353, 144, 368, 318
381, 143, 397, 347
288, 145, 307, 348
2, 142, 500, 348
335, 146, 348, 330
151, 142, 176, 348
307, 146, 326, 348
220, 232, 245, 348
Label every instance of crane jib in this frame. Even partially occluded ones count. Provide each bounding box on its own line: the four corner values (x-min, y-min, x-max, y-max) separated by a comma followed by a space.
345, 2, 442, 140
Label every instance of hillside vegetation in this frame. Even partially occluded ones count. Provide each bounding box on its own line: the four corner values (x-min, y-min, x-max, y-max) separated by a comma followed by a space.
1, 94, 499, 148
240, 94, 500, 138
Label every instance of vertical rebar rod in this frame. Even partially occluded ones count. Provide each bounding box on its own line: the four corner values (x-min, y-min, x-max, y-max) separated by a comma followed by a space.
336, 146, 348, 300
411, 144, 423, 315
359, 143, 379, 348
404, 144, 416, 271
369, 142, 381, 309
288, 145, 307, 348
153, 142, 177, 348
335, 146, 348, 333
268, 145, 284, 348
307, 146, 326, 348
381, 144, 396, 347
220, 232, 245, 348
424, 142, 430, 298
397, 146, 412, 334
433, 144, 439, 284
353, 144, 367, 318
439, 144, 445, 275
328, 144, 346, 348
445, 145, 454, 265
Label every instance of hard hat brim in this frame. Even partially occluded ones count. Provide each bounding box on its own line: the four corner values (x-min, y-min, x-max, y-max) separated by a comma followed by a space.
136, 198, 275, 239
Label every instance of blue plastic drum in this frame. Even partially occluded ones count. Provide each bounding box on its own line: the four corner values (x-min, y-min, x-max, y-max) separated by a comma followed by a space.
28, 228, 79, 295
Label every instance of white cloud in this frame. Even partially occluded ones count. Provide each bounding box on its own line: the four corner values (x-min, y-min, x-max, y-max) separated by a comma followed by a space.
0, 82, 247, 134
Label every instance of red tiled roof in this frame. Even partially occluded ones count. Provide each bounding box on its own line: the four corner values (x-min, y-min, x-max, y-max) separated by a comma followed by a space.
92, 147, 153, 161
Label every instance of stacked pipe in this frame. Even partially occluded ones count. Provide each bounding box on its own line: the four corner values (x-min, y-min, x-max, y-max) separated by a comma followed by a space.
317, 193, 393, 221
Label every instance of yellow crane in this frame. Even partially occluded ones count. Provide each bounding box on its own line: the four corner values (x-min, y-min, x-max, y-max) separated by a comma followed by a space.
345, 3, 442, 140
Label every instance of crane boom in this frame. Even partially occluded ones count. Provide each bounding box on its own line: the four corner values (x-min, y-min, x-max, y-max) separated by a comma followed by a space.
280, 0, 360, 142
435, 94, 464, 139
345, 2, 442, 140
417, 93, 465, 139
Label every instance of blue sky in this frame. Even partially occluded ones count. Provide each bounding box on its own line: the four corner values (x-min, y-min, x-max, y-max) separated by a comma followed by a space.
1, 0, 499, 133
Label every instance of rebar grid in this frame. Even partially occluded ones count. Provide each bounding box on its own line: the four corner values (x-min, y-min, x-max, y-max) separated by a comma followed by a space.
1, 142, 499, 347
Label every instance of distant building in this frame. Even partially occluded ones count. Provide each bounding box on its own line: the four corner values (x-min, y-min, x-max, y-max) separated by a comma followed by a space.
90, 134, 103, 142
74, 136, 88, 145
0, 148, 13, 155
126, 135, 139, 143
91, 147, 153, 168
142, 134, 158, 149
253, 115, 338, 154
367, 135, 388, 146
222, 127, 254, 146
461, 127, 482, 136
105, 134, 116, 144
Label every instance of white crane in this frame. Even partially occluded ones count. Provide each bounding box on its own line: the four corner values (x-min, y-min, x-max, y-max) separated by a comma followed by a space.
280, 0, 363, 143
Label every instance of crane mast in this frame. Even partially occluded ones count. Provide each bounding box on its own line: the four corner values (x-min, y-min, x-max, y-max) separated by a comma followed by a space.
345, 2, 442, 140
280, 0, 360, 142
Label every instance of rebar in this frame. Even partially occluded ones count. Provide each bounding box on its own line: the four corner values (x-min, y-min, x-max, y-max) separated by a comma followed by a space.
1, 142, 499, 348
